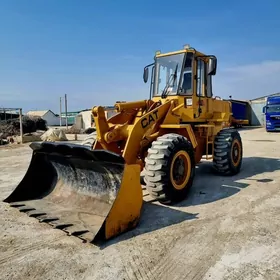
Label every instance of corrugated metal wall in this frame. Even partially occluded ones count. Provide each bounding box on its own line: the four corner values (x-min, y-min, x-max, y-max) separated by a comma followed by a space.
249, 98, 266, 126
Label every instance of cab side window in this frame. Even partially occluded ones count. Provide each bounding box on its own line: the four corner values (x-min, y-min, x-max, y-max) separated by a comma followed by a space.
179, 54, 193, 95
196, 59, 205, 96
206, 75, 213, 97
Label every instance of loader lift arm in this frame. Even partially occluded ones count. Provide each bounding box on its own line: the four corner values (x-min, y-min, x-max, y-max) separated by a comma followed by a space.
92, 99, 176, 166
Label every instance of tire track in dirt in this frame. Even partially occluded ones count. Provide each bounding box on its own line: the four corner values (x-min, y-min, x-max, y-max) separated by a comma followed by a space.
250, 184, 280, 210
133, 238, 156, 279
119, 241, 154, 280
188, 214, 260, 280
0, 235, 63, 266
111, 239, 143, 280
130, 250, 152, 279
144, 225, 197, 280
124, 257, 145, 280
147, 225, 212, 279
176, 231, 225, 279
148, 219, 239, 280
187, 232, 234, 280
0, 236, 82, 280
12, 254, 52, 280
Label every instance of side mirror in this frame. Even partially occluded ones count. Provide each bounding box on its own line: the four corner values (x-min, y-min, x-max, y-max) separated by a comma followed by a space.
262, 106, 266, 114
143, 67, 149, 83
208, 56, 217, 75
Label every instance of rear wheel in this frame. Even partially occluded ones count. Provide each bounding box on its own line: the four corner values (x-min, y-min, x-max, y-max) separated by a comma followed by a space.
213, 128, 243, 175
144, 133, 195, 204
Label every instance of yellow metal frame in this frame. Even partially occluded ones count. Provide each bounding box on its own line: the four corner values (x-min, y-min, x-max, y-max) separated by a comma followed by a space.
86, 45, 237, 242
91, 46, 233, 169
104, 164, 143, 239
156, 50, 187, 58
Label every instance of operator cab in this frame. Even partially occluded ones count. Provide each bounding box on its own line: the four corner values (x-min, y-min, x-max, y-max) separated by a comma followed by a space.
143, 46, 217, 99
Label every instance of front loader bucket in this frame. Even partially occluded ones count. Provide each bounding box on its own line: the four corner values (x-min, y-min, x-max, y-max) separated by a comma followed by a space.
3, 142, 143, 244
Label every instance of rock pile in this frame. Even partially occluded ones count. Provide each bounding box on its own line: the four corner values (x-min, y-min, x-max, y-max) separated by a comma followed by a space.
0, 115, 47, 139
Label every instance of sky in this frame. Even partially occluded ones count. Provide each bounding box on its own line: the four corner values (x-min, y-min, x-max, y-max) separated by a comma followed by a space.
1, 0, 280, 113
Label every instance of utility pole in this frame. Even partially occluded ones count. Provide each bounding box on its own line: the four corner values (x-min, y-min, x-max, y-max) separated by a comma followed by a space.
65, 93, 68, 129
19, 108, 23, 144
59, 97, 62, 126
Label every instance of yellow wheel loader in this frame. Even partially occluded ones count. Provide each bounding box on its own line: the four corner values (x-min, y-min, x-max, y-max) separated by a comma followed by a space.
4, 45, 243, 244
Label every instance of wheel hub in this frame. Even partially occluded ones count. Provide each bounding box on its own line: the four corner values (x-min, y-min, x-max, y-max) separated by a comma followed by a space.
173, 157, 186, 181
170, 150, 192, 190
231, 140, 241, 166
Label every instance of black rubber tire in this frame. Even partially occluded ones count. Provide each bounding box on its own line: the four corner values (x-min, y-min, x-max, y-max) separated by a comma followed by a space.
144, 133, 195, 204
213, 128, 243, 175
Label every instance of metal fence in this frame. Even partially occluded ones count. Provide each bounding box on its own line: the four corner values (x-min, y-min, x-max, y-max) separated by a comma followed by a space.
0, 114, 20, 124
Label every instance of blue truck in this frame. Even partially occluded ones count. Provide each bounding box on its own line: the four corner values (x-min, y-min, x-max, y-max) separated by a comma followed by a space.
263, 95, 280, 132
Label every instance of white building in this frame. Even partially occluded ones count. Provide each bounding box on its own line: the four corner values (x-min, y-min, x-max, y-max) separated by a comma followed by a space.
75, 110, 93, 130
74, 108, 118, 130
26, 110, 65, 126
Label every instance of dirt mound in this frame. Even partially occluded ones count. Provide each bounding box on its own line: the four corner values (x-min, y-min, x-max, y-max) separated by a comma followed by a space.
0, 116, 47, 139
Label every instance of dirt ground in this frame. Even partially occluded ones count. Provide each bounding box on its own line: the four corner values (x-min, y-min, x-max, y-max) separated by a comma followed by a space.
0, 127, 279, 280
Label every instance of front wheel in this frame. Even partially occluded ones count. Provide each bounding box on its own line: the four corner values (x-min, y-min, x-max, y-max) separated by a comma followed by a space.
144, 133, 195, 204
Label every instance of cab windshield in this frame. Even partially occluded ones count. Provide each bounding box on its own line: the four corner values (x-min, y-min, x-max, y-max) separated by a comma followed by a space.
153, 53, 184, 96
267, 104, 280, 113
153, 52, 193, 96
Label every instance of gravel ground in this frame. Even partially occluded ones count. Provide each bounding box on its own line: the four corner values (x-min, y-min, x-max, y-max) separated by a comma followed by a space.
0, 127, 279, 280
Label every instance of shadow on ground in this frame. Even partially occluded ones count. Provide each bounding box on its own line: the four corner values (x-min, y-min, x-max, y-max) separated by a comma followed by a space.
101, 156, 280, 248
98, 201, 199, 249
249, 140, 277, 142
237, 126, 262, 131
177, 156, 280, 207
